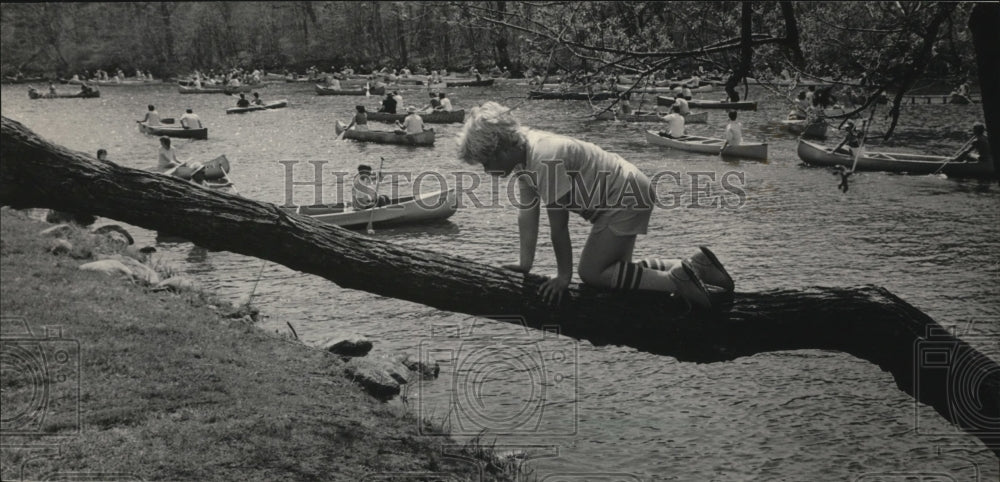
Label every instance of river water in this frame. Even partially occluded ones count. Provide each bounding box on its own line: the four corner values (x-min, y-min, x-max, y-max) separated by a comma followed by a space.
2, 81, 997, 480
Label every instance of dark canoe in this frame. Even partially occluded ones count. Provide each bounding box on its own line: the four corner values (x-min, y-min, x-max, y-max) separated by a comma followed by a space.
445, 78, 495, 87
780, 119, 831, 140
335, 121, 434, 146
315, 84, 387, 96
528, 90, 615, 101
226, 99, 289, 114
280, 188, 457, 229
366, 109, 466, 124
178, 84, 261, 94
138, 121, 208, 140
28, 89, 100, 99
656, 96, 757, 110
949, 94, 972, 105
796, 139, 994, 179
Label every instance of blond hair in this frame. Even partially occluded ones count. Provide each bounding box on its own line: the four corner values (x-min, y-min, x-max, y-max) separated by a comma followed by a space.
456, 102, 525, 165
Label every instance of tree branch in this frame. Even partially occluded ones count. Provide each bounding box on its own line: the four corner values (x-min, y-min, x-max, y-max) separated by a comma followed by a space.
1, 116, 998, 455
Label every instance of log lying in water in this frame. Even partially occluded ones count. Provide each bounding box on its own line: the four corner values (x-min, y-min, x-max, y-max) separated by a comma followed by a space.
1, 115, 997, 456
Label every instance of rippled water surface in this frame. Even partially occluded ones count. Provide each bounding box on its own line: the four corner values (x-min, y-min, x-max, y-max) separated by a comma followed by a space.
2, 81, 998, 480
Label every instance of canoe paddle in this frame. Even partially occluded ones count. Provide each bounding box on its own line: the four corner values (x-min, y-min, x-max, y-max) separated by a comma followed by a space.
933, 137, 975, 176
366, 157, 386, 235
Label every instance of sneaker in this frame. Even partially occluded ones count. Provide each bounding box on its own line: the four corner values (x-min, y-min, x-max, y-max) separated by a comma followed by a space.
687, 246, 734, 292
669, 261, 713, 310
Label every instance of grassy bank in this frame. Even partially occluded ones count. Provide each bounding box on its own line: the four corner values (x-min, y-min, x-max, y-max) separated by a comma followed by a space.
0, 209, 514, 481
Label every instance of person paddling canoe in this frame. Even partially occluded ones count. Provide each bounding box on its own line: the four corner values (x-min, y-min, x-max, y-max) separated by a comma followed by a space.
457, 102, 733, 310
954, 123, 991, 164
156, 136, 205, 183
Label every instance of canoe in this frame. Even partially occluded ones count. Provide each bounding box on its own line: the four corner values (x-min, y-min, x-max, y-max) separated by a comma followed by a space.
528, 90, 615, 101
656, 96, 757, 110
154, 155, 235, 192
28, 89, 100, 99
138, 120, 208, 140
335, 121, 435, 146
949, 94, 972, 105
781, 119, 831, 140
164, 155, 231, 181
285, 76, 319, 83
178, 84, 260, 94
367, 109, 466, 124
645, 130, 768, 160
614, 84, 714, 94
445, 78, 495, 87
796, 139, 994, 179
594, 110, 707, 124
226, 99, 289, 114
280, 188, 457, 229
315, 84, 387, 96
73, 79, 163, 86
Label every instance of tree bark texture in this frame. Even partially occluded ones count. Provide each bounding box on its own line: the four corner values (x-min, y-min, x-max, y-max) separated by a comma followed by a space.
724, 2, 754, 102
0, 116, 996, 456
969, 3, 1000, 182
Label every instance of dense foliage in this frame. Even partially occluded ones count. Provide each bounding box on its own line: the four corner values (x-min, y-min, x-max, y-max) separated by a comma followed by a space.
0, 1, 978, 87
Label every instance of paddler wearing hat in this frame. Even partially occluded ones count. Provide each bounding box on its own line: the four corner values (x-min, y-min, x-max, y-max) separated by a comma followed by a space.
395, 105, 427, 135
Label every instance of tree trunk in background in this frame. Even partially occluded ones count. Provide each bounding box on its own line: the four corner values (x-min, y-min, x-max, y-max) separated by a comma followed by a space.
724, 2, 754, 102
396, 4, 408, 67
371, 2, 386, 62
493, 1, 512, 71
779, 1, 804, 66
968, 2, 1000, 182
159, 3, 176, 70
1, 115, 997, 456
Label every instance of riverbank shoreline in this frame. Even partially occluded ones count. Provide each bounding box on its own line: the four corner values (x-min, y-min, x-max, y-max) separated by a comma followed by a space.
0, 208, 516, 481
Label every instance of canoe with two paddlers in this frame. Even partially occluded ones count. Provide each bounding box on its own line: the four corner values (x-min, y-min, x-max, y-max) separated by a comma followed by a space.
656, 96, 757, 110
366, 109, 465, 124
281, 188, 457, 229
315, 84, 387, 96
795, 139, 993, 179
645, 130, 768, 160
334, 121, 435, 146
226, 99, 289, 114
593, 110, 708, 124
138, 118, 208, 140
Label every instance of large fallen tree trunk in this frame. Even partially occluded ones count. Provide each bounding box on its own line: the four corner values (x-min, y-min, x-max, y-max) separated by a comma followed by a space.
1, 116, 997, 456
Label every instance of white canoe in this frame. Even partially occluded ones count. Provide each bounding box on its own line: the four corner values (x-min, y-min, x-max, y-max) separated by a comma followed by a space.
282, 188, 458, 229
594, 110, 708, 124
796, 139, 994, 178
645, 131, 768, 160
